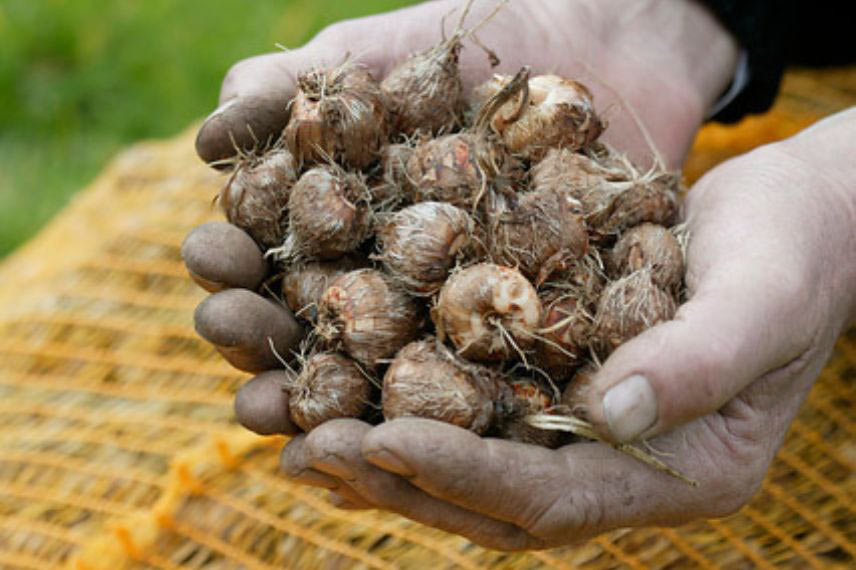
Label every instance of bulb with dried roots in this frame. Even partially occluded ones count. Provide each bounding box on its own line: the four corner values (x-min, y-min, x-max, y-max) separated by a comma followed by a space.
432, 262, 542, 363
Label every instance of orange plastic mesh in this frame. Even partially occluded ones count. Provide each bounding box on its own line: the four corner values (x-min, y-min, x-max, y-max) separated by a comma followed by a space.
0, 68, 853, 569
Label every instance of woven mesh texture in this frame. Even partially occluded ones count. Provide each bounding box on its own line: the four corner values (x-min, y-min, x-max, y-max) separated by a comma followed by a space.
0, 69, 853, 569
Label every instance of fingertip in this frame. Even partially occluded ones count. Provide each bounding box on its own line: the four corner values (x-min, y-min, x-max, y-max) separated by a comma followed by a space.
362, 420, 426, 475
279, 433, 308, 478
362, 418, 455, 453
195, 93, 291, 168
182, 222, 268, 292
234, 371, 298, 436
279, 435, 341, 489
194, 289, 304, 373
305, 419, 374, 453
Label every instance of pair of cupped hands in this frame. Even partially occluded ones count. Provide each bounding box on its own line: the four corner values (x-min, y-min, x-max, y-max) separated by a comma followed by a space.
182, 0, 856, 550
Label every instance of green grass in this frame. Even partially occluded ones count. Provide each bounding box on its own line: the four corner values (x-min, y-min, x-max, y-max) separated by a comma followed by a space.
0, 0, 413, 257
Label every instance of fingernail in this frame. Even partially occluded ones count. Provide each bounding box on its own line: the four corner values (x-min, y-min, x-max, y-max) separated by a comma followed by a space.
603, 375, 658, 442
363, 448, 415, 478
312, 455, 356, 482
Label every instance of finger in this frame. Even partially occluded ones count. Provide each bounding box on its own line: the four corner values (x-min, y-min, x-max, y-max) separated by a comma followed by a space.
361, 418, 746, 544
234, 371, 298, 436
280, 434, 341, 489
280, 431, 405, 509
363, 420, 568, 531
327, 492, 373, 511
305, 419, 540, 551
195, 93, 291, 168
194, 289, 303, 373
586, 165, 819, 442
181, 222, 268, 292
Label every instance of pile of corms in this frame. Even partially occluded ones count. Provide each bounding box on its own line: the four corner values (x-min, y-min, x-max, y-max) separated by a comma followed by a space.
192, 10, 686, 450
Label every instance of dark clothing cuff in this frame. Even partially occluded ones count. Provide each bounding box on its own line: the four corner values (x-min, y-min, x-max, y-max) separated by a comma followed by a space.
700, 0, 796, 123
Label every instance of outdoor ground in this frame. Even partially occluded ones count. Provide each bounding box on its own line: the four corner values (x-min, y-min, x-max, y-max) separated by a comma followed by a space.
0, 0, 412, 257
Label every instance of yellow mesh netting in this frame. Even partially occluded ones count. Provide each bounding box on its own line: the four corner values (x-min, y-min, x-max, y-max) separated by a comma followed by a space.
0, 69, 854, 569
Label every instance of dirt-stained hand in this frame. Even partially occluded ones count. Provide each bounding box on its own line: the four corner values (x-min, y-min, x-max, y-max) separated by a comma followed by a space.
278, 109, 856, 549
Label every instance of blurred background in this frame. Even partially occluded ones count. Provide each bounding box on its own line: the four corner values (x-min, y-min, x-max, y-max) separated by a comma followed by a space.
0, 0, 413, 258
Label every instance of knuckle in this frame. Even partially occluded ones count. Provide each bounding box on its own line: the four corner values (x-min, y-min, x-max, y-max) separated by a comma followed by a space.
305, 424, 348, 456
698, 427, 768, 517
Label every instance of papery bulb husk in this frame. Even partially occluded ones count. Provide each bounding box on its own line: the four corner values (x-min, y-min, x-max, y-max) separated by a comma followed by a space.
497, 377, 563, 448
535, 289, 592, 382
218, 147, 298, 248
377, 201, 480, 295
284, 165, 373, 260
282, 254, 367, 322
594, 172, 680, 241
290, 352, 373, 432
368, 142, 419, 209
550, 251, 608, 302
381, 142, 417, 187
531, 148, 631, 219
608, 223, 684, 292
405, 133, 493, 209
317, 269, 425, 367
560, 362, 598, 422
487, 184, 589, 286
592, 268, 677, 356
382, 39, 465, 137
402, 68, 535, 209
473, 74, 604, 161
284, 62, 388, 169
531, 147, 679, 243
432, 263, 541, 362
382, 338, 511, 434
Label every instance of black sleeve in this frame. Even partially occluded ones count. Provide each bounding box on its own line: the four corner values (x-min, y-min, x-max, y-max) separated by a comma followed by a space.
701, 1, 856, 123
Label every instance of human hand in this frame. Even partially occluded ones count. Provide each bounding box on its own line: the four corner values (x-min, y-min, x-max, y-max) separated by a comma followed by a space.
275, 109, 856, 549
185, 0, 739, 435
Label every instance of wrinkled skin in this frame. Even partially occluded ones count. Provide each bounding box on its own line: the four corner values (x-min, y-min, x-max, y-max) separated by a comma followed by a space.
185, 0, 856, 551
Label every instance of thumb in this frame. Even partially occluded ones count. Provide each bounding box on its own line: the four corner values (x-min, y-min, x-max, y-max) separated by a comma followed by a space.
586, 248, 815, 443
